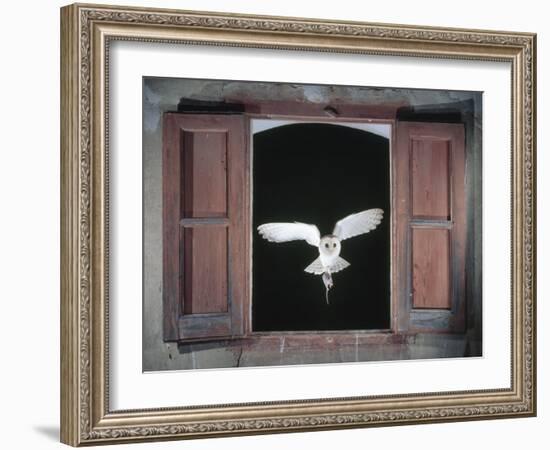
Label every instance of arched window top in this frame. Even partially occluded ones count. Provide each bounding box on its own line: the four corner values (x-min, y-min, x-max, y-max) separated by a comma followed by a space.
252, 119, 391, 139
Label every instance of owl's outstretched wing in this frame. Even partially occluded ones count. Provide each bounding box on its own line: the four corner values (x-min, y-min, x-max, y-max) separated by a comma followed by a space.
257, 222, 320, 247
333, 208, 384, 241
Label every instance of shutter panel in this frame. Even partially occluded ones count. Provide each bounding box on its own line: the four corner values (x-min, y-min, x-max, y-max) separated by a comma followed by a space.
163, 113, 248, 342
395, 122, 466, 332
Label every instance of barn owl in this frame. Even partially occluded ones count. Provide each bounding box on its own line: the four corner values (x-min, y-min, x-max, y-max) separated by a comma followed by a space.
257, 209, 383, 304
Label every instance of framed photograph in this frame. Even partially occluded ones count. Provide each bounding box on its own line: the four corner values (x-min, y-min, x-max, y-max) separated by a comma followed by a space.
60, 3, 536, 446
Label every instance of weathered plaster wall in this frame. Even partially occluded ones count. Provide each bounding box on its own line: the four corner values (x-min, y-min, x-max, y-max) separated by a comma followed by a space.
142, 77, 482, 371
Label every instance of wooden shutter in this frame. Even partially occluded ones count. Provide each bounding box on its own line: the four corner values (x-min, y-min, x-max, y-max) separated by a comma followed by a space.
163, 113, 248, 341
395, 122, 466, 333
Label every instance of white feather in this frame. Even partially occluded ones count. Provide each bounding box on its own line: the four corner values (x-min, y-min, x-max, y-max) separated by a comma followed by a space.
329, 256, 350, 273
332, 208, 383, 241
304, 256, 350, 275
304, 257, 325, 274
257, 222, 320, 247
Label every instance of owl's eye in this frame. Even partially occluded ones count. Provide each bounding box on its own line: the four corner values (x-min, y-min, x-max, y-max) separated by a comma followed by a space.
325, 243, 329, 248
333, 243, 337, 248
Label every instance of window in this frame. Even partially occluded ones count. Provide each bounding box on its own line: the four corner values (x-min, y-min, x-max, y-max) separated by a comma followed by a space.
162, 109, 468, 343
252, 121, 390, 332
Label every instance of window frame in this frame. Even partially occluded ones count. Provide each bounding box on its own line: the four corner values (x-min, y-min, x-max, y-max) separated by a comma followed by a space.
246, 112, 396, 337
162, 101, 471, 346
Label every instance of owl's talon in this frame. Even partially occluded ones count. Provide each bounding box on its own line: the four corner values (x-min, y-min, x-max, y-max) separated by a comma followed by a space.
322, 272, 333, 291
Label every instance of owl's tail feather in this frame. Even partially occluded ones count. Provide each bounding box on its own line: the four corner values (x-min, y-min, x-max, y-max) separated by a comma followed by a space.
322, 272, 333, 304
304, 257, 324, 275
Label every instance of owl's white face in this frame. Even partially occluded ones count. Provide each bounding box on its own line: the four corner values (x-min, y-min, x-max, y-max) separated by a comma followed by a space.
319, 235, 341, 257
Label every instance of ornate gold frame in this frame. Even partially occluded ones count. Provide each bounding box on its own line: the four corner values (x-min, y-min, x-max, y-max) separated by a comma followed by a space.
60, 3, 536, 446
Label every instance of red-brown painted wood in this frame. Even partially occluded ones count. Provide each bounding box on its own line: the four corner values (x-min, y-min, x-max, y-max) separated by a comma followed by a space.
394, 122, 410, 333
182, 131, 228, 218
412, 228, 451, 309
395, 121, 466, 333
163, 113, 248, 342
411, 139, 450, 219
225, 99, 404, 121
162, 114, 182, 341
182, 227, 228, 314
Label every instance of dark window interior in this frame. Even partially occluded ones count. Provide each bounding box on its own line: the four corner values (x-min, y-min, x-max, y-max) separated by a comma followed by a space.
252, 123, 390, 331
